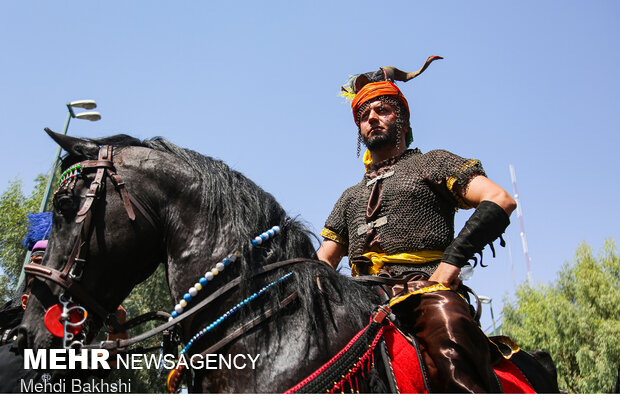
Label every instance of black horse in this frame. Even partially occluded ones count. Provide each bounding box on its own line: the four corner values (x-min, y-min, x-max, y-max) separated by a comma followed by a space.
18, 130, 558, 393
19, 130, 385, 393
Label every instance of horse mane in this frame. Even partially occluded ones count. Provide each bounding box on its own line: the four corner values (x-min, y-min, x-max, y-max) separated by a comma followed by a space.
62, 134, 380, 349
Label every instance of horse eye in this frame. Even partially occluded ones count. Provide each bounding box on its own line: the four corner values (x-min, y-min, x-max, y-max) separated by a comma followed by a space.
54, 193, 78, 217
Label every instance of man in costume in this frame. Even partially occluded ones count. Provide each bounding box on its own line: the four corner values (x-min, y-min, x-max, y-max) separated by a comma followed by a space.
317, 57, 516, 393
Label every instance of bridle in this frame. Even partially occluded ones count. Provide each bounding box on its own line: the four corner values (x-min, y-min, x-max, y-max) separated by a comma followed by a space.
23, 145, 156, 337
21, 144, 311, 354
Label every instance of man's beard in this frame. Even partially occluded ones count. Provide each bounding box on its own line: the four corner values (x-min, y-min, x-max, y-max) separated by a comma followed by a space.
361, 121, 400, 151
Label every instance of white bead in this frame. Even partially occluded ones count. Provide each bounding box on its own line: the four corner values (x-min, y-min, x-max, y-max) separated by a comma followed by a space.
254, 236, 263, 245
268, 229, 275, 237
168, 317, 174, 322
189, 288, 198, 296
180, 300, 187, 308
206, 272, 214, 281
194, 283, 202, 291
273, 225, 281, 233
175, 304, 183, 313
216, 262, 225, 271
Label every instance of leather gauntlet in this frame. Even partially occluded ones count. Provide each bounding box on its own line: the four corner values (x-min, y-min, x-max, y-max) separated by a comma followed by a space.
441, 200, 510, 268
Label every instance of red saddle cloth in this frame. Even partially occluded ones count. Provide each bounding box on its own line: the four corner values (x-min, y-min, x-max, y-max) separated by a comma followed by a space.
383, 324, 429, 393
384, 325, 536, 394
493, 358, 536, 394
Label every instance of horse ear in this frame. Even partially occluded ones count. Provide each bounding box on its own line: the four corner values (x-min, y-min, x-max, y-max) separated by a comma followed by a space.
44, 128, 99, 158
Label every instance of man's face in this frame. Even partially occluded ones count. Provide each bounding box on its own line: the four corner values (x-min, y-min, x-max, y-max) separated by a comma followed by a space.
358, 99, 400, 151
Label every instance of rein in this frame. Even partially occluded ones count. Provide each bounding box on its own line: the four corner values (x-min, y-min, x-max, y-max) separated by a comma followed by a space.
85, 257, 314, 350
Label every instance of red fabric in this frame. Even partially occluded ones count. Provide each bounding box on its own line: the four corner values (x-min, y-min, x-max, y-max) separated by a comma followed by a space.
493, 358, 536, 394
383, 324, 428, 393
384, 325, 536, 394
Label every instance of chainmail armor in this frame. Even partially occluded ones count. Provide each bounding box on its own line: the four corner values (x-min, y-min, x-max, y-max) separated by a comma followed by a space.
324, 149, 486, 272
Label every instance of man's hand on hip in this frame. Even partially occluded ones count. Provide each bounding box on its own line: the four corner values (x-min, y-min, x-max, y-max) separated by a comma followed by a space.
429, 262, 462, 289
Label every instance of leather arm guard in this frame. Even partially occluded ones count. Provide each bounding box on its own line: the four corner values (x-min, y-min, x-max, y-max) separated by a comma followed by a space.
441, 200, 510, 268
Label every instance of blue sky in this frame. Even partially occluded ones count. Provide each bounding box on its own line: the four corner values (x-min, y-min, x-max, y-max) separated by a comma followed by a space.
1, 1, 618, 332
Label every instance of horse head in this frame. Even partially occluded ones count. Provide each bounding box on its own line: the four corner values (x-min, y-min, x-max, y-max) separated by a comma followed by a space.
19, 130, 167, 351
18, 129, 295, 353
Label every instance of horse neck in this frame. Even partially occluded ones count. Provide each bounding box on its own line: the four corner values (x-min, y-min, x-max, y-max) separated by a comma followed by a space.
158, 157, 299, 301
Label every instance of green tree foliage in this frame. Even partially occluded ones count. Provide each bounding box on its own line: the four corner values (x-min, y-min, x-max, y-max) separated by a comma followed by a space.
107, 265, 174, 393
502, 239, 620, 393
0, 176, 46, 301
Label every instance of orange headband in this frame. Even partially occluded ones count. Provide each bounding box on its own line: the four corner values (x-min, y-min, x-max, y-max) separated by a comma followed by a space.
351, 81, 410, 124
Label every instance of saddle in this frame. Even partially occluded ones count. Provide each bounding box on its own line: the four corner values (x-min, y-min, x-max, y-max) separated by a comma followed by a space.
382, 329, 539, 393
287, 305, 551, 393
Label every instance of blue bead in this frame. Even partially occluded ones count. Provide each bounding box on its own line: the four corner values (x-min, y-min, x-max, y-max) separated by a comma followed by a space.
199, 277, 208, 286
223, 258, 231, 266
260, 234, 267, 241
171, 311, 178, 318
184, 293, 191, 301
251, 239, 259, 246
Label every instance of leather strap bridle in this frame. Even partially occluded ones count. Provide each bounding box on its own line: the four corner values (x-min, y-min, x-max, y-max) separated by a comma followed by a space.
23, 145, 153, 328
20, 145, 334, 356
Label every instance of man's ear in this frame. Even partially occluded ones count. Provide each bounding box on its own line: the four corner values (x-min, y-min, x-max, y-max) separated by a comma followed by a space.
44, 128, 99, 158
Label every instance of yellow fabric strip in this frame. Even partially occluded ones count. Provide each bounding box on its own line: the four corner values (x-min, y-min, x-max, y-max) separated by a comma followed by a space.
320, 227, 347, 246
389, 283, 452, 307
489, 335, 521, 360
362, 149, 373, 172
445, 159, 481, 210
352, 250, 444, 276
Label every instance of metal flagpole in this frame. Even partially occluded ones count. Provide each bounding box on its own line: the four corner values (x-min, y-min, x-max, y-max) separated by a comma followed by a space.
509, 163, 533, 285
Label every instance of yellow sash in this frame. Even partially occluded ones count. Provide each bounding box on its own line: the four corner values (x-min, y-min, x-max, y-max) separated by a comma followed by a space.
352, 250, 444, 276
